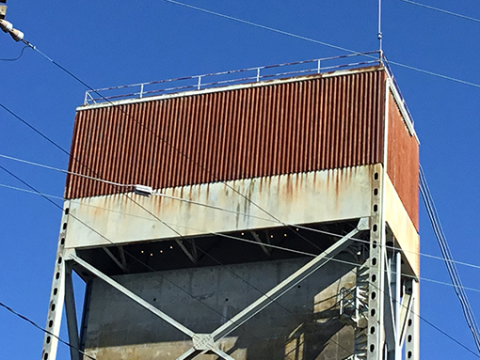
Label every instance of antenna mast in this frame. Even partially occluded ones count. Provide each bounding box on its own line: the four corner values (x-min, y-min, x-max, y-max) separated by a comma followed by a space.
378, 0, 383, 55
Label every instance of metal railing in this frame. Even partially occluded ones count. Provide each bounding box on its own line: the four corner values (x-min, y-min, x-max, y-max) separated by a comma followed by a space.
83, 51, 382, 105
83, 50, 414, 127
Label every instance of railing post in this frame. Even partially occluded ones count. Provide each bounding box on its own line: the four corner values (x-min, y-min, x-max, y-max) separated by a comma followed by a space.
317, 59, 321, 74
139, 84, 144, 99
197, 76, 202, 90
256, 68, 260, 82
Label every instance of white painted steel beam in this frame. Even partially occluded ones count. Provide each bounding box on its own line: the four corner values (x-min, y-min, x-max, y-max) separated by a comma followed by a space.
176, 217, 369, 360
176, 348, 201, 360
41, 204, 70, 360
102, 247, 127, 272
64, 264, 80, 360
385, 250, 402, 360
211, 348, 236, 360
70, 254, 195, 338
399, 290, 413, 346
403, 280, 419, 360
367, 165, 386, 360
251, 231, 271, 257
211, 218, 368, 341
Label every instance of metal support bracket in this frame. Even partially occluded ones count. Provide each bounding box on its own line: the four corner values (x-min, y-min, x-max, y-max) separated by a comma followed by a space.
251, 231, 271, 256
176, 238, 198, 264
64, 263, 80, 360
102, 247, 127, 272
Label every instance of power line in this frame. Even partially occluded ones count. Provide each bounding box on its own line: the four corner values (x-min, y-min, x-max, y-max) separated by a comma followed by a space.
162, 0, 360, 55
368, 280, 480, 359
0, 164, 273, 348
0, 83, 352, 351
0, 102, 70, 156
161, 0, 480, 90
4, 169, 478, 359
398, 0, 480, 24
4, 181, 480, 297
9, 14, 480, 303
3, 161, 479, 357
0, 45, 28, 61
2, 77, 480, 356
420, 166, 480, 355
3, 9, 480, 355
15, 39, 378, 301
5, 151, 480, 278
0, 300, 96, 360
0, 163, 356, 356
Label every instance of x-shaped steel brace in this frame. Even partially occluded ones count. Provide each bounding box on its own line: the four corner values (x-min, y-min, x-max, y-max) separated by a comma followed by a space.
177, 217, 369, 359
69, 217, 369, 360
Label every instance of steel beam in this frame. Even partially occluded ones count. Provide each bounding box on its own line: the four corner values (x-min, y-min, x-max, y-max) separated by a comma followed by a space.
367, 165, 386, 360
385, 250, 402, 360
404, 280, 419, 360
211, 348, 236, 360
211, 218, 367, 341
102, 247, 127, 272
176, 348, 203, 360
176, 218, 369, 360
40, 203, 70, 360
251, 231, 271, 257
176, 238, 198, 264
70, 254, 195, 338
64, 264, 80, 360
394, 251, 402, 360
399, 289, 413, 346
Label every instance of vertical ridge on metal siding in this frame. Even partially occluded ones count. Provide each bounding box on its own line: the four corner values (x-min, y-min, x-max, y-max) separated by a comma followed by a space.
66, 67, 386, 199
387, 92, 419, 230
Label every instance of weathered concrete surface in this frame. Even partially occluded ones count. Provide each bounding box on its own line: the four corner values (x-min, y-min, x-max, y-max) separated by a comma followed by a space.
65, 166, 374, 249
384, 174, 419, 276
84, 256, 357, 359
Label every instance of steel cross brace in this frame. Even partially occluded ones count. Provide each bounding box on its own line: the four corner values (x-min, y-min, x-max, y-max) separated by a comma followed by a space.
176, 217, 370, 360
69, 254, 235, 359
68, 218, 368, 360
69, 254, 195, 338
384, 250, 402, 360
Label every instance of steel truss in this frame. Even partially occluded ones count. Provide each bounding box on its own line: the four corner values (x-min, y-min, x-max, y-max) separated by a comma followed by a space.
41, 216, 419, 360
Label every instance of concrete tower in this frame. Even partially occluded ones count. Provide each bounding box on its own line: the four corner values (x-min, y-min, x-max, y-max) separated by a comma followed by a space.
41, 53, 420, 360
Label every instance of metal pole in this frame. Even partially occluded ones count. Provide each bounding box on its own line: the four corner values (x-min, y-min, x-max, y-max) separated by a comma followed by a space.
395, 251, 402, 360
378, 0, 383, 54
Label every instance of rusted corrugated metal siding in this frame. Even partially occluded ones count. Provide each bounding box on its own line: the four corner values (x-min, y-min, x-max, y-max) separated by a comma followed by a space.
65, 67, 386, 199
386, 92, 419, 230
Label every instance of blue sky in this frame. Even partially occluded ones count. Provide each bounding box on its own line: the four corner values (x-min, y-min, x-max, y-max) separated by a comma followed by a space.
1, 0, 480, 359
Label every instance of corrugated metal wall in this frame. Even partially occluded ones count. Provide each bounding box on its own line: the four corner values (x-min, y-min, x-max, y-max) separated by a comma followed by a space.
386, 92, 419, 230
66, 67, 386, 199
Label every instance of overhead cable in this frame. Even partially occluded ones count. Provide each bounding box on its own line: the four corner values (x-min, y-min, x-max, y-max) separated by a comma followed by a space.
0, 164, 353, 353
399, 0, 480, 24
4, 152, 480, 276
0, 45, 28, 61
2, 168, 477, 357
2, 162, 479, 356
2, 6, 480, 358
4, 181, 480, 296
0, 165, 274, 347
161, 0, 480, 90
368, 280, 480, 359
420, 166, 480, 355
0, 300, 96, 360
